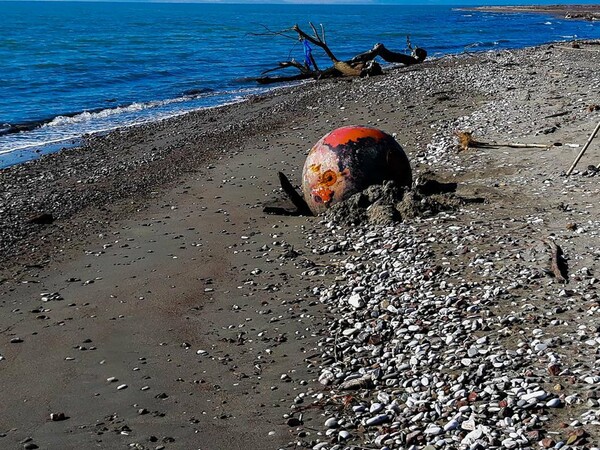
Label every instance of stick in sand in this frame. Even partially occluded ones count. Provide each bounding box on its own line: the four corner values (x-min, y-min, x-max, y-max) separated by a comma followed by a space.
566, 120, 600, 176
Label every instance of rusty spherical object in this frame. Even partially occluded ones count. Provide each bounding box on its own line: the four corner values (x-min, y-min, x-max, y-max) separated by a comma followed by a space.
302, 126, 412, 215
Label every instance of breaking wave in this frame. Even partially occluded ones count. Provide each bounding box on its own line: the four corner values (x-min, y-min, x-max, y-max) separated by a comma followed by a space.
0, 86, 264, 160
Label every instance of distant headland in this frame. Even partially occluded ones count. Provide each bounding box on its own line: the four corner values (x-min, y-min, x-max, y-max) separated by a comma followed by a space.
459, 4, 600, 21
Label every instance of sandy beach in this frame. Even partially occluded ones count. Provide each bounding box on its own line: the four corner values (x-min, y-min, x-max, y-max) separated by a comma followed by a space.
1, 41, 600, 450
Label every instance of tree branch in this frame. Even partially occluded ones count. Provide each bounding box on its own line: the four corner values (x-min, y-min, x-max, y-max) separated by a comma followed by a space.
255, 23, 427, 84
293, 23, 338, 62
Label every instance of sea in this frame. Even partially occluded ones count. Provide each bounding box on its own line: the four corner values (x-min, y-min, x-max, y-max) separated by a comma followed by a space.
1, 1, 600, 168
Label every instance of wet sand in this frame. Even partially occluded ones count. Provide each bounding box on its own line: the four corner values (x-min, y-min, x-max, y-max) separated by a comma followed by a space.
1, 42, 600, 449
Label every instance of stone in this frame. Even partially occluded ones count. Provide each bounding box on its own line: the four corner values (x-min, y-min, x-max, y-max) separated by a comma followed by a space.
338, 430, 351, 440
365, 414, 390, 427
424, 425, 442, 435
369, 402, 384, 413
324, 417, 338, 429
348, 293, 364, 309
49, 412, 66, 421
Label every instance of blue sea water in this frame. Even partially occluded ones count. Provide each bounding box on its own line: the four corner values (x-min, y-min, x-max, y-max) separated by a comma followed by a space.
1, 1, 599, 167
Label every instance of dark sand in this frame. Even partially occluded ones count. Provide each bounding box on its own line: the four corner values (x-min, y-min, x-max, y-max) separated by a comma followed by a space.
1, 42, 600, 449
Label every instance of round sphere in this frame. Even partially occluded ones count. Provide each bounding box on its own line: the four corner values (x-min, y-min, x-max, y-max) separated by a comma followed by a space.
301, 126, 412, 215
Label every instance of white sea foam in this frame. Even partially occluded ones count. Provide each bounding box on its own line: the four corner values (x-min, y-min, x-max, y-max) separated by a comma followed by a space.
0, 88, 264, 160
43, 97, 190, 128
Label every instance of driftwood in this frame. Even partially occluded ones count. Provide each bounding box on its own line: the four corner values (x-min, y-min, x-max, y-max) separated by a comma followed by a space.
544, 240, 568, 284
566, 120, 600, 176
455, 131, 555, 152
277, 172, 312, 216
255, 24, 426, 84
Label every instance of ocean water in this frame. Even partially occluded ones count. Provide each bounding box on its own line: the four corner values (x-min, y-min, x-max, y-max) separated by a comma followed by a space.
1, 1, 599, 168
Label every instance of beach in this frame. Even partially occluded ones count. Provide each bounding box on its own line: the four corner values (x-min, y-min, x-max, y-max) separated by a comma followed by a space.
1, 41, 600, 450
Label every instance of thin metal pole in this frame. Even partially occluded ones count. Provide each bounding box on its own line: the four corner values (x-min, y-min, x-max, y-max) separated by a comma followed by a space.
566, 120, 600, 176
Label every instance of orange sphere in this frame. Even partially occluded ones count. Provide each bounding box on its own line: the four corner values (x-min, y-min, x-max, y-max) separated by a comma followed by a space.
302, 126, 412, 215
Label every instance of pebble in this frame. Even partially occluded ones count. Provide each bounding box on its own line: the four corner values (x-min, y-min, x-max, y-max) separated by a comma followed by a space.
424, 425, 442, 435
521, 390, 547, 401
365, 414, 390, 427
324, 417, 338, 429
338, 430, 351, 440
369, 402, 384, 413
444, 419, 458, 431
348, 293, 364, 309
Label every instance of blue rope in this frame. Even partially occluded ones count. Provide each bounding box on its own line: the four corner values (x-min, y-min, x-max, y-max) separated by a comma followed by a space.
303, 40, 313, 69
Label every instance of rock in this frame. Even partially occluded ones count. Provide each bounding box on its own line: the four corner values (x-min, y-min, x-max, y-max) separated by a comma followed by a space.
365, 414, 390, 427
338, 430, 351, 440
369, 402, 384, 413
424, 425, 442, 435
405, 430, 422, 445
501, 438, 518, 449
348, 293, 364, 309
521, 390, 547, 401
339, 374, 372, 390
461, 426, 491, 446
444, 419, 459, 431
319, 370, 335, 386
324, 417, 338, 429
541, 437, 555, 448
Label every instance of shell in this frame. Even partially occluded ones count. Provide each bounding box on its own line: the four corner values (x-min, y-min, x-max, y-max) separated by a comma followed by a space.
302, 126, 412, 215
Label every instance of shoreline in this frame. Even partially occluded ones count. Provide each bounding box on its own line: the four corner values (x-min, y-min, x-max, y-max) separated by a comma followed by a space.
2, 42, 600, 449
461, 4, 600, 21
0, 85, 288, 169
